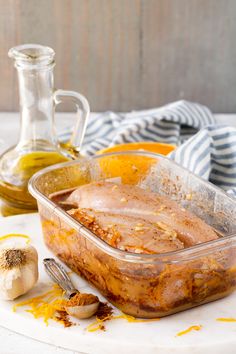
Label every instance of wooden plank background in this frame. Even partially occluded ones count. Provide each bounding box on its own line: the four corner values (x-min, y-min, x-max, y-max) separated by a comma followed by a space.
0, 0, 236, 113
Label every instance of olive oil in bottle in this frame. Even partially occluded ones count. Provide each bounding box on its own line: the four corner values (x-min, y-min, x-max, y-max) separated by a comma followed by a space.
0, 44, 89, 216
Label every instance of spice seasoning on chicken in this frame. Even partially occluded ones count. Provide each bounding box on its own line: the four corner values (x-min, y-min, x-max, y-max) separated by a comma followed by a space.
109, 230, 121, 247
134, 226, 145, 232
68, 209, 123, 247
185, 193, 193, 201
124, 245, 155, 254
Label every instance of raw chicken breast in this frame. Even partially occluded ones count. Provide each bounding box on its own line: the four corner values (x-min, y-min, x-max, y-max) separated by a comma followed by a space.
66, 181, 218, 248
69, 208, 184, 254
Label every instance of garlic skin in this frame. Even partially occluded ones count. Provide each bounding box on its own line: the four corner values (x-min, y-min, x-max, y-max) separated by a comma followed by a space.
0, 245, 38, 300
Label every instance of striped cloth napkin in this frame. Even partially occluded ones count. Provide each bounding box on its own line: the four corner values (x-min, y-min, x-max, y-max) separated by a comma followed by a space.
69, 100, 214, 155
61, 100, 236, 196
170, 124, 236, 197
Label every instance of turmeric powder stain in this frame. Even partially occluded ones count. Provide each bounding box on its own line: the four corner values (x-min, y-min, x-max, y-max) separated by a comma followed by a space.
216, 318, 236, 322
176, 325, 202, 337
0, 233, 31, 244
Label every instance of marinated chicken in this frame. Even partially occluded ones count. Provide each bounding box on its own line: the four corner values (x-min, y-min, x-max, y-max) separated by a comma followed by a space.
44, 181, 235, 318
68, 208, 184, 254
65, 181, 219, 252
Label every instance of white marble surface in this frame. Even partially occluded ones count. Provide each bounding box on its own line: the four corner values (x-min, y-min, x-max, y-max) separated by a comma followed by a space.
0, 112, 235, 354
2, 213, 236, 354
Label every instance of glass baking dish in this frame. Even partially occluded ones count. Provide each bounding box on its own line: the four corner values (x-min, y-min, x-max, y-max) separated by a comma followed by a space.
29, 151, 236, 318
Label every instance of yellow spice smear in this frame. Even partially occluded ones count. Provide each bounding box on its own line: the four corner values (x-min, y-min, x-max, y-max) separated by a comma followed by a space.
0, 233, 31, 244
176, 325, 202, 337
216, 318, 236, 322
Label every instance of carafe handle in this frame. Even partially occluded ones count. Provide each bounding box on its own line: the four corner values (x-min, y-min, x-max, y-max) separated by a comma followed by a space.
54, 89, 90, 155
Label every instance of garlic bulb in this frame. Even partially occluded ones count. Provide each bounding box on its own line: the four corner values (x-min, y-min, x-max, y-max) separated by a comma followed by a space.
0, 244, 38, 300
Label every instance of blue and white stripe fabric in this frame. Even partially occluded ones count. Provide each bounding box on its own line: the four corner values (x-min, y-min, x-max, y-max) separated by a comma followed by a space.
170, 125, 236, 197
60, 100, 215, 155
60, 99, 236, 196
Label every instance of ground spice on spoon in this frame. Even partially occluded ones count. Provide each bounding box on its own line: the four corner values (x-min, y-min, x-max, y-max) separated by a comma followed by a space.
66, 292, 99, 307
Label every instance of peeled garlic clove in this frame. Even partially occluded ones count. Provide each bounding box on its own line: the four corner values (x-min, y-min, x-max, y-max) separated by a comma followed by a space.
0, 245, 38, 300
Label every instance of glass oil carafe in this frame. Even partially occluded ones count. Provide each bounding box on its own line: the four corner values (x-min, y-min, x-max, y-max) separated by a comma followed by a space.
0, 44, 90, 216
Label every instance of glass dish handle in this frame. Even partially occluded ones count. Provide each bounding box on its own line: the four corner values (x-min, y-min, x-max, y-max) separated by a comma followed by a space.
54, 89, 90, 154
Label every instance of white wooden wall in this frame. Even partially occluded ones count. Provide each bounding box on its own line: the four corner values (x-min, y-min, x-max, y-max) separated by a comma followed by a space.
1, 0, 236, 113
